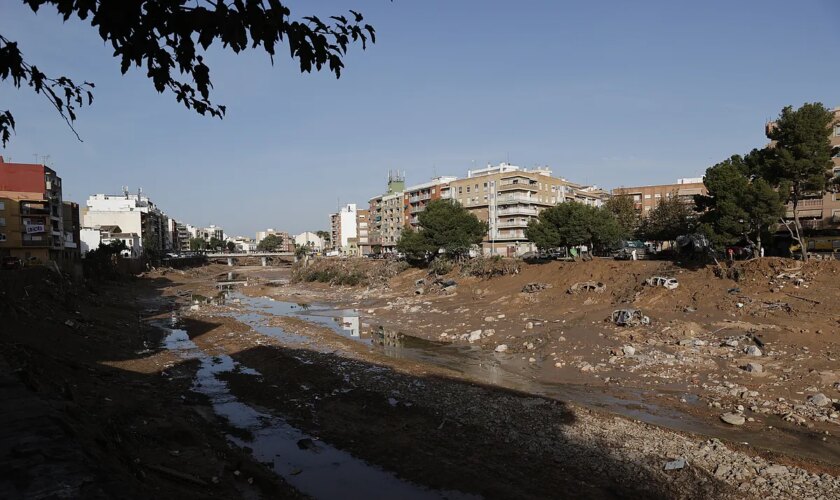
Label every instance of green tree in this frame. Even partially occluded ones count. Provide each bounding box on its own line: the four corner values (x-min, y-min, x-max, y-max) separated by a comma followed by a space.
226, 241, 236, 253
763, 103, 836, 259
315, 230, 331, 248
257, 233, 283, 252
604, 195, 638, 240
637, 195, 693, 244
189, 237, 206, 252
525, 203, 622, 252
397, 200, 487, 263
696, 154, 783, 254
0, 1, 376, 145
207, 237, 224, 251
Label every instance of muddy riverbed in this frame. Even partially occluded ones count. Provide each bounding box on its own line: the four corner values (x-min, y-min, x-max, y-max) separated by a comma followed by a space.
141, 262, 840, 498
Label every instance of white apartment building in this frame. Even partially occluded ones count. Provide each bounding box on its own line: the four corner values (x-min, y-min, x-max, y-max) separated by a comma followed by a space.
295, 231, 326, 252
82, 189, 166, 256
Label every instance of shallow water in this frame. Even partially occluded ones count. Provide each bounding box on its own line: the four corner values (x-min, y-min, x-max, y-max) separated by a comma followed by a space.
155, 319, 477, 499
230, 293, 840, 466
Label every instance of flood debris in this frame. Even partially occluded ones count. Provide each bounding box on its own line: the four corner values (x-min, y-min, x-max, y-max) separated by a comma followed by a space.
720, 412, 745, 426
567, 281, 606, 294
645, 276, 679, 290
663, 458, 687, 471
522, 282, 552, 293
610, 309, 650, 327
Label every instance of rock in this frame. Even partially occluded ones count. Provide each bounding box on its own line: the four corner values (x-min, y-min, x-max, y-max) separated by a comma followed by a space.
663, 458, 686, 470
415, 278, 426, 286
468, 330, 483, 343
723, 339, 739, 348
484, 316, 496, 323
497, 314, 505, 319
494, 344, 508, 353
761, 465, 789, 476
622, 345, 636, 357
189, 304, 200, 311
808, 393, 832, 407
522, 282, 551, 293
528, 357, 536, 363
720, 412, 746, 426
744, 345, 762, 357
483, 329, 495, 336
744, 363, 763, 374
64, 319, 76, 328
442, 285, 457, 293
525, 322, 534, 330
714, 464, 731, 478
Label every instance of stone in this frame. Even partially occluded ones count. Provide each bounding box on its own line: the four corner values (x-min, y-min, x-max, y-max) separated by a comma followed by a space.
744, 345, 762, 357
484, 316, 496, 323
622, 345, 636, 357
744, 363, 763, 374
497, 314, 506, 319
468, 330, 483, 343
807, 393, 831, 407
762, 465, 789, 476
528, 357, 536, 363
663, 458, 686, 470
723, 339, 739, 348
720, 412, 746, 426
525, 322, 534, 329
189, 304, 200, 311
494, 344, 508, 353
714, 464, 731, 478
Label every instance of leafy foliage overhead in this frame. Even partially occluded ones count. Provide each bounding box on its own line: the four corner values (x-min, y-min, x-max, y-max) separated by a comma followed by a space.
1, 1, 376, 145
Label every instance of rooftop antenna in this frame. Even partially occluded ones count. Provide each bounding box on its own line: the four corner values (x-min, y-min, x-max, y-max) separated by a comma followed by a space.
32, 153, 39, 163
122, 185, 129, 198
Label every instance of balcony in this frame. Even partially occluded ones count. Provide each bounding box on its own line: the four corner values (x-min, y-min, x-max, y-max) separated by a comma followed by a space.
496, 221, 530, 229
498, 182, 538, 192
409, 205, 426, 214
497, 195, 548, 206
409, 193, 431, 203
496, 207, 538, 216
493, 231, 526, 241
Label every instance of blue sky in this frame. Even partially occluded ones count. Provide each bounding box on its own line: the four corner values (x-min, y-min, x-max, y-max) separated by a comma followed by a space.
1, 0, 838, 236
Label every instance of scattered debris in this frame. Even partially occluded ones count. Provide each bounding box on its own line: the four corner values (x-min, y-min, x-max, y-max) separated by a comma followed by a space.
610, 309, 650, 327
744, 346, 763, 357
807, 393, 832, 407
568, 281, 606, 294
522, 282, 552, 293
663, 458, 687, 471
645, 276, 679, 290
720, 413, 745, 426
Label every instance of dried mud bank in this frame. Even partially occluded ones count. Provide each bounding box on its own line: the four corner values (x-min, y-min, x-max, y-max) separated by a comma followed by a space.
160, 260, 840, 498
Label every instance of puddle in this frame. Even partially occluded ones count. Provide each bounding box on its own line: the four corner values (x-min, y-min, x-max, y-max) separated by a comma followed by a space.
155, 318, 477, 499
228, 293, 840, 466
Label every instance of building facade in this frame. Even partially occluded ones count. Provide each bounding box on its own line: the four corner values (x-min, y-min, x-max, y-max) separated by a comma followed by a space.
611, 178, 707, 217
0, 157, 67, 263
82, 189, 166, 257
328, 204, 359, 254
447, 163, 606, 256
402, 176, 457, 229
295, 231, 326, 252
368, 171, 406, 254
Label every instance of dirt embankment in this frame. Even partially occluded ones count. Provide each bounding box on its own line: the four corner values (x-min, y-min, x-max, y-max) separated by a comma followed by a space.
0, 267, 301, 499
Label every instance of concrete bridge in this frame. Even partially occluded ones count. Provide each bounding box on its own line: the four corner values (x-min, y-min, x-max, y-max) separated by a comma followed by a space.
205, 252, 293, 267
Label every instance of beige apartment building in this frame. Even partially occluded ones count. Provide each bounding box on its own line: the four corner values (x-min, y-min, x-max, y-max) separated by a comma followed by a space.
611, 178, 707, 217
447, 163, 608, 256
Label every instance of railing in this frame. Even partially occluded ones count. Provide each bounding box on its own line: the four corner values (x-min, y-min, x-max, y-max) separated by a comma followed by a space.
497, 207, 538, 216
496, 221, 529, 228
497, 195, 548, 205
498, 182, 538, 192
493, 231, 526, 240
409, 205, 426, 214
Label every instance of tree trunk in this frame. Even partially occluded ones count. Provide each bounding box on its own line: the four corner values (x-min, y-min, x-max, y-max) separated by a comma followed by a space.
792, 196, 807, 260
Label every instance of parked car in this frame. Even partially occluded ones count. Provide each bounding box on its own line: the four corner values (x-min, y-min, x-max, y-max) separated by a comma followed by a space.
1, 256, 23, 270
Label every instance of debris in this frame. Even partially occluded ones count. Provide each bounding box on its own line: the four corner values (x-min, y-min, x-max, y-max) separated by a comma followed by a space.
743, 362, 763, 374
784, 292, 820, 305
610, 309, 650, 327
568, 281, 606, 294
145, 463, 208, 486
645, 276, 679, 290
720, 412, 745, 426
522, 282, 551, 293
807, 393, 832, 407
663, 458, 687, 470
468, 330, 483, 343
494, 344, 508, 353
622, 345, 636, 357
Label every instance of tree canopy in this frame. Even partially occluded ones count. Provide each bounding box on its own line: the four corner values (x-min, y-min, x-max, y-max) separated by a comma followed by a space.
396, 200, 487, 262
636, 195, 693, 243
604, 195, 638, 241
257, 233, 283, 252
0, 1, 376, 145
524, 202, 622, 251
189, 237, 206, 251
695, 154, 782, 251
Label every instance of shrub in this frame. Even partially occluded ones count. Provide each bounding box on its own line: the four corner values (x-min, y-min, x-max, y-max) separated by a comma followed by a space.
290, 258, 408, 286
459, 256, 520, 279
428, 258, 454, 276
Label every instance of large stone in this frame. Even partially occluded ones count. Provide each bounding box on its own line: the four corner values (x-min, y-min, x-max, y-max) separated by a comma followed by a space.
744, 362, 763, 374
761, 465, 789, 476
468, 330, 483, 343
622, 345, 636, 357
744, 345, 762, 357
484, 316, 496, 323
494, 344, 508, 353
720, 412, 746, 426
808, 393, 832, 407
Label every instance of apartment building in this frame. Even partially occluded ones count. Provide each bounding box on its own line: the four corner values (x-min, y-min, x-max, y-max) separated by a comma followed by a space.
61, 201, 81, 265
766, 106, 840, 232
403, 176, 457, 228
82, 188, 166, 257
447, 163, 605, 256
328, 203, 359, 254
295, 231, 326, 252
611, 178, 707, 217
347, 209, 372, 256
368, 171, 406, 253
255, 228, 293, 251
0, 157, 67, 263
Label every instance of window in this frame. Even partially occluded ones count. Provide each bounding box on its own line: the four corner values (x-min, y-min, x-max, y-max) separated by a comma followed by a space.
0, 233, 5, 241
644, 194, 652, 199
458, 187, 462, 194
654, 193, 661, 198
0, 201, 4, 210
0, 217, 4, 226
466, 186, 471, 193
834, 124, 840, 137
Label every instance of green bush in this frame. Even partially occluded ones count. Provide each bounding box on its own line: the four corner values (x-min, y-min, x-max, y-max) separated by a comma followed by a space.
428, 258, 454, 276
290, 258, 408, 286
459, 256, 520, 279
